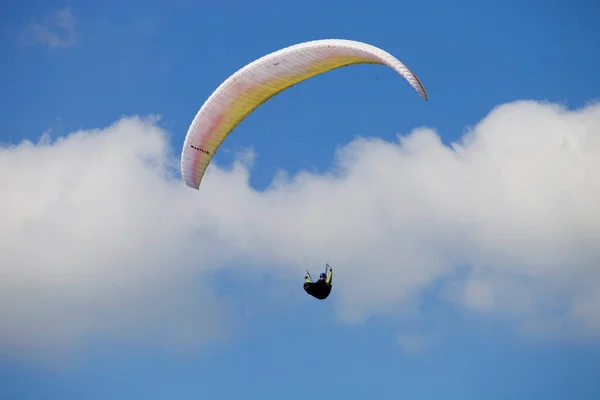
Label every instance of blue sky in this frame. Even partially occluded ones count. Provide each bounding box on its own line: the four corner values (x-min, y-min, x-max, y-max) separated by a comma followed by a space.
1, 0, 600, 399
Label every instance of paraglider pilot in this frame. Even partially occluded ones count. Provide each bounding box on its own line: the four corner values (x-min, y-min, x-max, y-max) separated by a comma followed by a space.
304, 264, 333, 300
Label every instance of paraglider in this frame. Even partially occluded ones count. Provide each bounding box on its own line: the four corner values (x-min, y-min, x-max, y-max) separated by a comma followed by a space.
304, 264, 333, 300
180, 38, 428, 190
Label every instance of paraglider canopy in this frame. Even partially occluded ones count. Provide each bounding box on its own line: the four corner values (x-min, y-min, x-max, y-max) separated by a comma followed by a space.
180, 38, 428, 190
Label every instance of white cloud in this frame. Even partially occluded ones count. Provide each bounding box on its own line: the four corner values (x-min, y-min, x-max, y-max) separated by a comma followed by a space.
1, 100, 599, 365
18, 7, 76, 48
0, 116, 231, 364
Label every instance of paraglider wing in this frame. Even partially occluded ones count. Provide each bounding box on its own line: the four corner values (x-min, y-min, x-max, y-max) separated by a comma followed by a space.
180, 38, 428, 190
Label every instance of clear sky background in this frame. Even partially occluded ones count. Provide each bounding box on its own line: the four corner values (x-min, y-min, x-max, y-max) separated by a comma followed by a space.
1, 0, 600, 399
